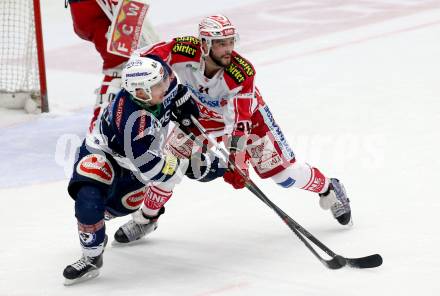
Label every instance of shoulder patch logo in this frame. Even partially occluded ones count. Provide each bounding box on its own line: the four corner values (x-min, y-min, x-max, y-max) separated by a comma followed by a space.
173, 36, 201, 45
225, 63, 246, 84
172, 43, 197, 58
233, 55, 255, 76
77, 154, 114, 185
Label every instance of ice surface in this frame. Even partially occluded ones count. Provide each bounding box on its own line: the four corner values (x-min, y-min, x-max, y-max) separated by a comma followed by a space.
0, 1, 439, 295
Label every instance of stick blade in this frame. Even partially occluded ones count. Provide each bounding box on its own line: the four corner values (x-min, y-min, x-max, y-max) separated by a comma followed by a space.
324, 255, 347, 269
347, 254, 383, 269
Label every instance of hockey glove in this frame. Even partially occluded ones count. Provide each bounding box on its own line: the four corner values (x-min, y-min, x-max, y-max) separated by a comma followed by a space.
223, 150, 249, 189
185, 152, 226, 182
171, 85, 200, 130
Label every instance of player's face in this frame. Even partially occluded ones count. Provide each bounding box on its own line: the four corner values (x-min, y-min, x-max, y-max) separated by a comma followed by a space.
209, 37, 235, 67
150, 75, 171, 104
135, 75, 171, 105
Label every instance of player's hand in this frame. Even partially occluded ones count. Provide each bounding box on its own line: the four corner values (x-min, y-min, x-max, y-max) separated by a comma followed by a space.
223, 151, 249, 189
171, 85, 200, 129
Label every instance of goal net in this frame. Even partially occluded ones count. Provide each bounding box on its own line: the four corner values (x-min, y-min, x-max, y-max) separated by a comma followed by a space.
0, 0, 49, 113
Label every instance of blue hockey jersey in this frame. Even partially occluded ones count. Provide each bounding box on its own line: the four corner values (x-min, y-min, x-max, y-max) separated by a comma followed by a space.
86, 56, 182, 183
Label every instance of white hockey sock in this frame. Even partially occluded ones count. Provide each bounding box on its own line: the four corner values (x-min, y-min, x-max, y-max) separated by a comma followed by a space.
271, 162, 329, 193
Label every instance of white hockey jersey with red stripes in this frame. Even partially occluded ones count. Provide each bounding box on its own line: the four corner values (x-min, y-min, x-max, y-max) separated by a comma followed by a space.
138, 36, 262, 137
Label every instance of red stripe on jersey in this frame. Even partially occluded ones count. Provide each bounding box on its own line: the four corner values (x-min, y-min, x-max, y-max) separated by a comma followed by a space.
140, 41, 172, 62
198, 118, 225, 131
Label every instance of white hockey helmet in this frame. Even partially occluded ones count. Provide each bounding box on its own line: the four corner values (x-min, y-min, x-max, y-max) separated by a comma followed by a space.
121, 56, 167, 104
198, 15, 238, 55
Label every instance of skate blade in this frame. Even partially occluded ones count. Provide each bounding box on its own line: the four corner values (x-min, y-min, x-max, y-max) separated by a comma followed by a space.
341, 217, 354, 228
111, 237, 145, 247
63, 269, 100, 286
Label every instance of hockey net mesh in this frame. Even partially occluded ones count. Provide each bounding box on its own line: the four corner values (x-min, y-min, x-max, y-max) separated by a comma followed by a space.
0, 0, 41, 107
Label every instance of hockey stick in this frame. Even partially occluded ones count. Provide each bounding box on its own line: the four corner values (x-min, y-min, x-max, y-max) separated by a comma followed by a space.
188, 116, 383, 269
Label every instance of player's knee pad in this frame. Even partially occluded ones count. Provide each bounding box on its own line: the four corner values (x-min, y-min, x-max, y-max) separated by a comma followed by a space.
68, 145, 115, 198
75, 185, 106, 225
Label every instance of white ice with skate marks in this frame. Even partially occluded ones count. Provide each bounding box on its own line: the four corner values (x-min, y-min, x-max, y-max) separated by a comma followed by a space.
0, 0, 440, 295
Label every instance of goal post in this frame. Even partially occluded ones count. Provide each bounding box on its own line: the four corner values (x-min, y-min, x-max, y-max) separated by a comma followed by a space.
0, 0, 49, 113
33, 0, 48, 113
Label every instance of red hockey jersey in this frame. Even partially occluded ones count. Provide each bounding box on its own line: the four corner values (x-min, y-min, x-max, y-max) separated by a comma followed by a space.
139, 36, 261, 137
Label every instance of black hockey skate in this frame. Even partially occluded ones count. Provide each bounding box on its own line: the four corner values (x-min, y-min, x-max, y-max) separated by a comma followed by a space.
319, 178, 352, 225
63, 235, 108, 286
63, 253, 103, 286
114, 207, 164, 243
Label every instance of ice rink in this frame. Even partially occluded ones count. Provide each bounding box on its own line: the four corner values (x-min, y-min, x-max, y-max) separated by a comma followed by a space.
1, 0, 440, 295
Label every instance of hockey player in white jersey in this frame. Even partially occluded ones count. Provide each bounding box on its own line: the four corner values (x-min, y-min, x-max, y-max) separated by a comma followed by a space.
113, 15, 352, 243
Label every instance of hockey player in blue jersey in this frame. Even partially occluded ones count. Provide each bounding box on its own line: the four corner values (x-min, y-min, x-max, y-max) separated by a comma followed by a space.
62, 54, 225, 285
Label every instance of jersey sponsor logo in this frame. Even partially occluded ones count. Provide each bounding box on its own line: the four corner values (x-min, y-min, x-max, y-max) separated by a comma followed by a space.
144, 186, 172, 210
249, 135, 283, 172
138, 110, 147, 136
199, 96, 219, 108
172, 43, 197, 58
186, 84, 222, 108
233, 55, 255, 76
77, 154, 114, 185
259, 155, 282, 170
173, 36, 200, 45
164, 127, 194, 159
225, 63, 246, 84
121, 187, 145, 210
115, 97, 125, 130
260, 105, 295, 160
